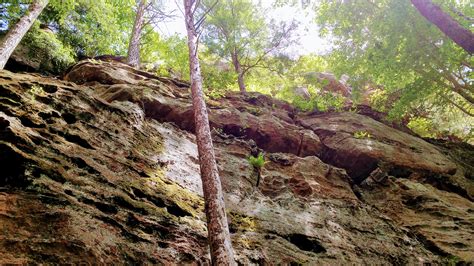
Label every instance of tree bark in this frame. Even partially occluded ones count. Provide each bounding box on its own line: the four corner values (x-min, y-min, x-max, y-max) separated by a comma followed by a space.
127, 0, 147, 67
0, 0, 48, 69
231, 50, 247, 95
183, 0, 236, 264
256, 169, 261, 187
411, 0, 474, 54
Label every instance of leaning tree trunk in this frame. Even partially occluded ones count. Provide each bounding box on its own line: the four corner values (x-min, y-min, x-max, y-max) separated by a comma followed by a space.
0, 0, 49, 69
411, 0, 474, 54
183, 0, 236, 264
231, 50, 247, 95
127, 0, 147, 67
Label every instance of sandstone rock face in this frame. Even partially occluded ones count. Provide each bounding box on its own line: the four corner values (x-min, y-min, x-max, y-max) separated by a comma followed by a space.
1, 60, 473, 264
298, 112, 458, 182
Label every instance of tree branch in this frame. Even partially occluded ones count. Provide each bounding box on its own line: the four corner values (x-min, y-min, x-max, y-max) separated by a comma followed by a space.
194, 0, 218, 30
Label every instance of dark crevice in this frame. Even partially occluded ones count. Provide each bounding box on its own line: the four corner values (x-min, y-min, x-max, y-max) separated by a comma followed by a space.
0, 84, 22, 102
127, 213, 173, 241
63, 133, 94, 149
69, 157, 101, 176
421, 174, 473, 201
222, 125, 245, 138
286, 233, 326, 253
78, 197, 118, 214
0, 143, 31, 187
351, 185, 364, 202
0, 116, 10, 130
296, 132, 304, 156
31, 166, 67, 184
5, 59, 39, 74
294, 120, 381, 183
425, 139, 474, 180
0, 104, 16, 118
77, 111, 94, 122
50, 128, 94, 149
142, 100, 173, 121
319, 142, 378, 184
167, 204, 192, 217
37, 193, 70, 206
136, 170, 151, 178
131, 187, 191, 217
95, 215, 150, 243
62, 113, 77, 124
267, 231, 326, 254
38, 111, 61, 121
42, 84, 58, 93
401, 195, 437, 210
35, 95, 54, 105
19, 116, 46, 128
112, 196, 148, 215
0, 97, 21, 106
388, 166, 412, 178
410, 231, 450, 257
146, 195, 166, 207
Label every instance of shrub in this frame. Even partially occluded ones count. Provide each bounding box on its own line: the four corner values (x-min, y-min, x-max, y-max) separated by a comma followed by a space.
21, 23, 75, 74
248, 152, 265, 169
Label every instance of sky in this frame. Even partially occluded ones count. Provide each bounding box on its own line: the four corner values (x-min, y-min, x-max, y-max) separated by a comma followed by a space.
157, 0, 331, 56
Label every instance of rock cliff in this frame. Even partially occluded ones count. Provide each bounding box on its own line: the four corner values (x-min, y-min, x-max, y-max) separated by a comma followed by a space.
1, 60, 473, 264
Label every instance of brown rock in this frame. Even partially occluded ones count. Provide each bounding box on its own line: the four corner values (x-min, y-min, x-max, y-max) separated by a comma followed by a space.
1, 61, 472, 264
65, 60, 324, 157
358, 177, 474, 261
298, 112, 458, 182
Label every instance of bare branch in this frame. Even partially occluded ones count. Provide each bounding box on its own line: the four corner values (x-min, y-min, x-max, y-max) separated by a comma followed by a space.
440, 93, 474, 116
194, 0, 218, 30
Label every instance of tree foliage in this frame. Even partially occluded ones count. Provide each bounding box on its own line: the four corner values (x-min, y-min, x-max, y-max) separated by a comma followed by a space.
200, 0, 297, 94
316, 0, 472, 110
1, 0, 136, 56
22, 22, 75, 72
313, 0, 473, 140
1, 0, 472, 142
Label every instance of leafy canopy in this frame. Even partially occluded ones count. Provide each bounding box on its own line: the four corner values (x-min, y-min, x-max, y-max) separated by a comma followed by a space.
313, 0, 473, 141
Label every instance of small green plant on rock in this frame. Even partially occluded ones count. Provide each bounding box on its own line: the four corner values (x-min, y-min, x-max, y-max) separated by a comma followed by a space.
248, 152, 265, 187
27, 84, 46, 101
354, 130, 371, 139
88, 58, 103, 65
245, 106, 263, 116
444, 255, 461, 265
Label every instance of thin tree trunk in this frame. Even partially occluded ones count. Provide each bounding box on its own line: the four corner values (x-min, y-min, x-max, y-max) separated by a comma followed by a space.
231, 50, 247, 95
0, 0, 48, 69
415, 68, 474, 105
127, 0, 147, 67
411, 0, 474, 54
256, 169, 261, 187
183, 0, 236, 264
441, 94, 474, 117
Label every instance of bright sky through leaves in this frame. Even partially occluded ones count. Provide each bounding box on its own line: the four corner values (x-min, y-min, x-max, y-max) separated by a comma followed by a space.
158, 0, 330, 56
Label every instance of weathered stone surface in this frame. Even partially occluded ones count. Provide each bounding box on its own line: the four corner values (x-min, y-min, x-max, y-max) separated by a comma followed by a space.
66, 60, 323, 157
357, 177, 474, 261
298, 112, 458, 182
1, 60, 473, 264
0, 70, 208, 264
